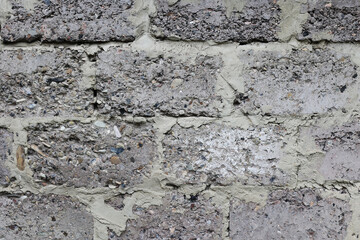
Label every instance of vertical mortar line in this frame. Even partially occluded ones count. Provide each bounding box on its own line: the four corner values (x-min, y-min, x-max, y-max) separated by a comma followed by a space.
277, 0, 309, 42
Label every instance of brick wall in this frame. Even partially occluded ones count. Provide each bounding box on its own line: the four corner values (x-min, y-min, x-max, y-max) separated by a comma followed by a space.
0, 0, 359, 239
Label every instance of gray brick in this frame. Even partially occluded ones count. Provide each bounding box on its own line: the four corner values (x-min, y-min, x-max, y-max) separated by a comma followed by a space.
0, 129, 12, 187
299, 0, 360, 42
0, 192, 93, 239
26, 120, 156, 188
0, 49, 93, 118
230, 188, 352, 240
238, 49, 358, 115
150, 0, 281, 43
310, 121, 360, 181
162, 124, 289, 186
96, 48, 223, 117
1, 0, 136, 43
110, 192, 222, 239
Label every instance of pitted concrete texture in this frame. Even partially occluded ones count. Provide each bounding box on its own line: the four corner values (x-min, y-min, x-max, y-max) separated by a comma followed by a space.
162, 123, 288, 186
230, 188, 352, 240
239, 48, 358, 116
1, 0, 136, 43
0, 192, 93, 239
0, 129, 12, 187
105, 194, 126, 211
311, 121, 360, 181
0, 49, 93, 118
151, 0, 281, 43
26, 120, 156, 188
96, 48, 223, 117
299, 0, 360, 42
112, 192, 222, 239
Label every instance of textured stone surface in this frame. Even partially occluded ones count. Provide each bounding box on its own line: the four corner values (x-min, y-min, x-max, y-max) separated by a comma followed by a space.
0, 49, 93, 118
311, 121, 360, 181
230, 188, 352, 239
1, 0, 136, 43
238, 49, 358, 115
162, 124, 288, 185
0, 192, 93, 239
111, 192, 222, 239
299, 0, 360, 42
26, 120, 156, 188
96, 48, 223, 117
151, 0, 281, 43
0, 129, 12, 187
105, 194, 126, 211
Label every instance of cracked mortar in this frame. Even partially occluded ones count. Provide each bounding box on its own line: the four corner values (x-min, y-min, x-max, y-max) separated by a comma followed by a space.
0, 0, 360, 239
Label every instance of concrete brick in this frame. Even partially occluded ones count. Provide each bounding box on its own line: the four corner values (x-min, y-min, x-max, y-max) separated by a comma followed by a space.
150, 0, 281, 43
26, 120, 156, 188
238, 49, 358, 115
162, 123, 288, 186
96, 48, 223, 117
0, 129, 12, 187
110, 192, 222, 239
0, 49, 93, 118
299, 0, 360, 42
1, 0, 136, 43
230, 188, 352, 239
0, 192, 93, 239
311, 121, 360, 181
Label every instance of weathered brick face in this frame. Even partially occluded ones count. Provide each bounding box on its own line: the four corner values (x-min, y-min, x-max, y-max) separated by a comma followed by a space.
151, 0, 281, 43
26, 120, 156, 188
230, 189, 352, 240
0, 193, 93, 239
299, 0, 360, 42
96, 48, 223, 117
1, 0, 136, 43
112, 192, 223, 240
238, 49, 358, 115
0, 129, 12, 187
0, 49, 93, 118
162, 124, 289, 185
311, 121, 360, 181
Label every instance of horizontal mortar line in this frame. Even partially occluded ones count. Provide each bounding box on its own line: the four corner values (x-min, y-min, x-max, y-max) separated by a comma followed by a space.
3, 34, 360, 50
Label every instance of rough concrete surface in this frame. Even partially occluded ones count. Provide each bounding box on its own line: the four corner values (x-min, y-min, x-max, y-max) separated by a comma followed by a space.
96, 48, 224, 117
230, 188, 352, 240
299, 0, 360, 42
162, 123, 289, 186
151, 0, 281, 43
1, 0, 137, 43
0, 0, 360, 239
0, 129, 12, 187
308, 120, 360, 181
26, 120, 156, 188
0, 48, 93, 118
0, 192, 93, 239
239, 48, 359, 116
113, 192, 223, 239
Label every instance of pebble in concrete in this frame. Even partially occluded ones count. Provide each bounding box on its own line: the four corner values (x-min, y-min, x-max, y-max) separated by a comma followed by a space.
26, 120, 156, 188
